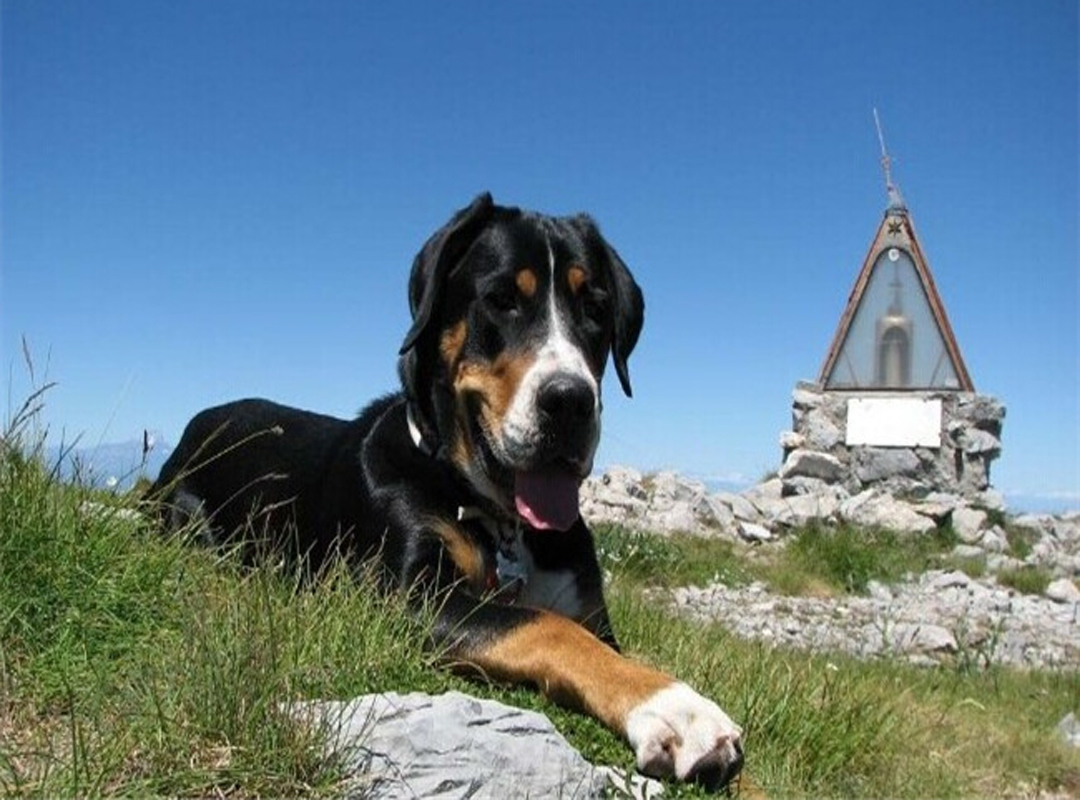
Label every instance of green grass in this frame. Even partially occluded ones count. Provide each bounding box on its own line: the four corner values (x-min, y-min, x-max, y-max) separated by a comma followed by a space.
1, 400, 1078, 799
996, 565, 1054, 596
596, 520, 962, 598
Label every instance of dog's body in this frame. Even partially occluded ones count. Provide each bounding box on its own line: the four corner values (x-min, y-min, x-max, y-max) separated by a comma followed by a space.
153, 194, 743, 788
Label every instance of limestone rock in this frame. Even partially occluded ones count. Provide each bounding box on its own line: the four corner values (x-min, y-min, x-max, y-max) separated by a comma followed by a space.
1057, 712, 1080, 749
294, 691, 608, 799
1045, 578, 1080, 605
889, 623, 958, 655
838, 490, 936, 535
738, 521, 774, 543
951, 506, 988, 543
852, 448, 921, 484
979, 526, 1009, 554
779, 430, 805, 451
716, 491, 761, 524
780, 449, 845, 483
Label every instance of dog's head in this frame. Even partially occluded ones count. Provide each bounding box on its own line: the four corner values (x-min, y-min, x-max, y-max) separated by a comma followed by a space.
398, 193, 644, 531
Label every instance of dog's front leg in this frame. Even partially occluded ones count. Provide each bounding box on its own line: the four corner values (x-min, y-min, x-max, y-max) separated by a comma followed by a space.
432, 592, 744, 789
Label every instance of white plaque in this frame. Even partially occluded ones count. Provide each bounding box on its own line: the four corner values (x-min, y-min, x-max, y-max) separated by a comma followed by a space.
845, 397, 942, 448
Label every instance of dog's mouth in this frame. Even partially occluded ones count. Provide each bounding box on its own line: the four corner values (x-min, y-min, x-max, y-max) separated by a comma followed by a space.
459, 395, 590, 532
513, 468, 581, 531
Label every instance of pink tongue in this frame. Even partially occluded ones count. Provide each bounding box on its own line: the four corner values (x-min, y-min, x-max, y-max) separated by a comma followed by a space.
514, 471, 581, 531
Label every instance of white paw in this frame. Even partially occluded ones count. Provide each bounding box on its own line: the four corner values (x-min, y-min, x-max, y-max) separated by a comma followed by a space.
624, 682, 743, 788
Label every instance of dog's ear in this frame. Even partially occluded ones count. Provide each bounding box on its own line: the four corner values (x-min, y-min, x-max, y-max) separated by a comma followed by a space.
398, 193, 495, 453
572, 216, 645, 398
399, 192, 495, 355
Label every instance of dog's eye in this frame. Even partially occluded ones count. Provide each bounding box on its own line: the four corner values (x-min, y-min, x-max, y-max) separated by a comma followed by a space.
581, 288, 607, 321
485, 288, 518, 315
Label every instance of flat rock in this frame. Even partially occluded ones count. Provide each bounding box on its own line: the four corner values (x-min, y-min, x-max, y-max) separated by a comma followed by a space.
295, 691, 608, 799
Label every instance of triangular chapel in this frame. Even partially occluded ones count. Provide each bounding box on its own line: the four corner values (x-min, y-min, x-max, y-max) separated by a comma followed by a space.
818, 175, 973, 391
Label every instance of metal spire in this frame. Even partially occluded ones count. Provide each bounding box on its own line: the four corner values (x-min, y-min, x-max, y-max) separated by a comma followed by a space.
874, 108, 907, 213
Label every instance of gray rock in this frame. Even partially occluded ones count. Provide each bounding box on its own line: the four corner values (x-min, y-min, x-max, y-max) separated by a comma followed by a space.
801, 411, 844, 450
779, 430, 805, 451
716, 491, 761, 524
852, 448, 921, 484
792, 384, 826, 409
768, 492, 841, 528
951, 544, 986, 560
951, 506, 988, 543
986, 553, 1024, 573
738, 521, 774, 543
1057, 712, 1080, 749
979, 526, 1009, 554
957, 428, 1001, 456
1045, 578, 1080, 605
1011, 513, 1054, 536
295, 691, 608, 799
974, 488, 1006, 512
780, 449, 845, 483
890, 622, 957, 654
1053, 516, 1080, 545
928, 570, 971, 591
838, 490, 936, 535
694, 494, 737, 532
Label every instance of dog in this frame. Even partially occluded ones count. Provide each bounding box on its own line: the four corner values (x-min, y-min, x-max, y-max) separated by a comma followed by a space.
152, 193, 744, 788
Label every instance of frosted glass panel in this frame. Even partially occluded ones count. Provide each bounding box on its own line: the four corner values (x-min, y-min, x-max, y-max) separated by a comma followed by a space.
824, 248, 960, 389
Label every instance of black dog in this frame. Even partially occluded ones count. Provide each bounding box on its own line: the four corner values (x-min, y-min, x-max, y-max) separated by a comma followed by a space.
153, 193, 743, 787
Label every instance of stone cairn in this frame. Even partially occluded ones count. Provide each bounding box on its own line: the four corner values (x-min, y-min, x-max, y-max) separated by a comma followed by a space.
780, 380, 1005, 506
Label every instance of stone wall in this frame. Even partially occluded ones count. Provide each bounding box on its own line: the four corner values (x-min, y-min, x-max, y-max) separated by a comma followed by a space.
779, 380, 1004, 504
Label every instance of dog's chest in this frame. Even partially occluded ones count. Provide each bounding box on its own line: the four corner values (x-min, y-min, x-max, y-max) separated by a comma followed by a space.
460, 507, 583, 618
512, 544, 584, 619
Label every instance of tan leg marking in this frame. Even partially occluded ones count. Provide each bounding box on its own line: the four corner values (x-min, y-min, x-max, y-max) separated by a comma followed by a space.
468, 611, 671, 734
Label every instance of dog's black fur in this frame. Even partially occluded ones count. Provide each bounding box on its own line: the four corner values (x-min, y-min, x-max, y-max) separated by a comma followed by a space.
153, 193, 743, 789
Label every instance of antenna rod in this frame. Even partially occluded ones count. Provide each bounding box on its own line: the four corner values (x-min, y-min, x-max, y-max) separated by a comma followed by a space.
873, 107, 894, 190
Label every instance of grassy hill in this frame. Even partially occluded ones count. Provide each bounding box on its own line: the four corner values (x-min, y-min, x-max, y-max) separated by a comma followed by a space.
1, 401, 1077, 798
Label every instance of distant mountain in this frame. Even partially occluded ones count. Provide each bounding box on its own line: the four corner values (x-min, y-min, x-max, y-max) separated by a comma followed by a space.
46, 433, 173, 491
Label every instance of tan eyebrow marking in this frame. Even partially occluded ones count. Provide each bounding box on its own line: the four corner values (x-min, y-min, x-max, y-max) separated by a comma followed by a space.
567, 265, 587, 295
516, 268, 538, 298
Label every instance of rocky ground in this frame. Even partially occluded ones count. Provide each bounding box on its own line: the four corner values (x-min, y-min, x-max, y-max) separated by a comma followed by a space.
582, 466, 1080, 670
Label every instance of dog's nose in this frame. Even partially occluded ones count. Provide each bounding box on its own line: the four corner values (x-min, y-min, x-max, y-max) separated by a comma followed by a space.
537, 374, 594, 428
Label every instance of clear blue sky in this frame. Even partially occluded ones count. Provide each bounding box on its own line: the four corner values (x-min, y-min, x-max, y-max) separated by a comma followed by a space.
3, 1, 1077, 508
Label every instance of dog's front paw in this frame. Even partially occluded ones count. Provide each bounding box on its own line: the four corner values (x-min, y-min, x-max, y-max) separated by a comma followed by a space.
625, 682, 743, 790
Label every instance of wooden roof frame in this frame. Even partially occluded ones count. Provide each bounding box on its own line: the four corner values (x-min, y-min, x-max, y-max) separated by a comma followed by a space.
818, 208, 975, 391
